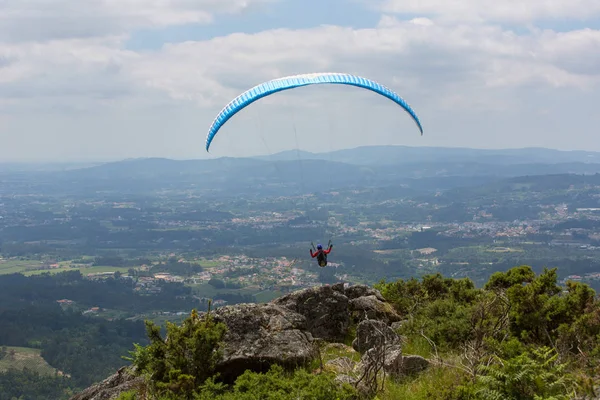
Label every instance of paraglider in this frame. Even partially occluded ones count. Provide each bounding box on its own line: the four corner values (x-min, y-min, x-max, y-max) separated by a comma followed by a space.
205, 72, 424, 268
311, 241, 333, 267
205, 72, 424, 152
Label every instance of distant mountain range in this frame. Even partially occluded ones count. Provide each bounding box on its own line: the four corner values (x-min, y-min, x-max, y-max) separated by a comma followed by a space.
4, 146, 600, 196
59, 145, 600, 181
252, 146, 600, 165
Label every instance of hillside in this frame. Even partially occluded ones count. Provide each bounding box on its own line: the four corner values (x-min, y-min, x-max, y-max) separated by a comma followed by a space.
70, 266, 600, 400
6, 145, 600, 198
0, 346, 64, 376
254, 146, 600, 166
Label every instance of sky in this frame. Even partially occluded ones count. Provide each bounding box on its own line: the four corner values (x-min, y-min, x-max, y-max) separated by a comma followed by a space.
1, 0, 599, 162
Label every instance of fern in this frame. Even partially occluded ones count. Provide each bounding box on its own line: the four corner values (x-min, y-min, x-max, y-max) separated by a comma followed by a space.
475, 347, 577, 400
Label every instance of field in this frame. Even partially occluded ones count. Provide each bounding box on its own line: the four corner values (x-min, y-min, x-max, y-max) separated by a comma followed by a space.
79, 266, 131, 275
0, 259, 45, 275
0, 346, 65, 376
1, 262, 132, 277
197, 259, 222, 268
486, 247, 524, 253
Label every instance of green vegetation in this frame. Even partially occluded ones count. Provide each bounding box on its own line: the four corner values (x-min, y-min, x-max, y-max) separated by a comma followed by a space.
374, 266, 599, 399
0, 346, 61, 376
4, 152, 600, 399
0, 259, 45, 275
121, 306, 358, 400
5, 165, 600, 290
0, 368, 74, 400
115, 266, 600, 399
127, 306, 227, 399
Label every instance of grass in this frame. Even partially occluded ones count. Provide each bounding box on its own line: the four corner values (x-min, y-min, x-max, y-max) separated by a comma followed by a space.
19, 265, 130, 277
380, 364, 470, 400
0, 346, 65, 377
486, 247, 524, 253
311, 336, 459, 399
190, 283, 219, 298
321, 343, 361, 364
0, 260, 44, 275
0, 257, 134, 276
198, 259, 221, 268
310, 342, 362, 374
401, 336, 435, 359
305, 330, 472, 400
80, 266, 131, 275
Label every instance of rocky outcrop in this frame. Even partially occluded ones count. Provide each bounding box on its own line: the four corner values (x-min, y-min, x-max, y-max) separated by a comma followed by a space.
271, 284, 401, 342
344, 285, 385, 302
271, 284, 350, 341
391, 320, 407, 331
69, 366, 143, 400
349, 295, 402, 324
70, 283, 416, 400
352, 319, 401, 354
355, 344, 403, 377
382, 345, 404, 375
211, 302, 316, 382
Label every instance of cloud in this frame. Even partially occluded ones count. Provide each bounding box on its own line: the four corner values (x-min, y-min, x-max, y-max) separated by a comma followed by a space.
124, 15, 600, 112
1, 0, 600, 161
0, 36, 139, 109
1, 12, 599, 120
369, 0, 600, 23
2, 8, 599, 111
0, 0, 277, 42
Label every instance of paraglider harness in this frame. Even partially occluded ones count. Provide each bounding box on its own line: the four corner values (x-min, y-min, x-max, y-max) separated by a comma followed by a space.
311, 240, 332, 267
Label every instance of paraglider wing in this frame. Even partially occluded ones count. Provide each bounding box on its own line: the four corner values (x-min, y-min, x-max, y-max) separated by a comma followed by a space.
205, 72, 424, 152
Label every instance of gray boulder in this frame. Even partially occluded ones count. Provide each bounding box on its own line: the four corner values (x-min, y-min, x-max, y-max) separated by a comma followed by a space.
344, 284, 385, 302
382, 345, 404, 376
391, 320, 407, 331
401, 355, 430, 375
212, 302, 317, 382
69, 366, 143, 400
356, 344, 402, 376
357, 348, 429, 381
272, 285, 350, 341
349, 295, 402, 324
352, 319, 401, 354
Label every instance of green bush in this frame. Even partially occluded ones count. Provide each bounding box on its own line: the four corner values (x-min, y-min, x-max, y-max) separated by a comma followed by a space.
195, 365, 357, 400
126, 308, 227, 400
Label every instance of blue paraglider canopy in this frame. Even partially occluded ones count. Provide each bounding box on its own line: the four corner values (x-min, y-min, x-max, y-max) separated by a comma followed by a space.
205, 72, 424, 152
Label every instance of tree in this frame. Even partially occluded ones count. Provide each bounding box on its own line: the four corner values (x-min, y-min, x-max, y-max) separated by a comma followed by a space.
126, 305, 227, 399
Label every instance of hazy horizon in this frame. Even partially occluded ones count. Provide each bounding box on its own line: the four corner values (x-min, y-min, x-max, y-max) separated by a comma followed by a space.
2, 143, 600, 167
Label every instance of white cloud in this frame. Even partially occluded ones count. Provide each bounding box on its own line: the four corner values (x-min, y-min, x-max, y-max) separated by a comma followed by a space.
0, 0, 277, 42
124, 16, 600, 110
371, 0, 600, 23
1, 0, 600, 161
2, 12, 599, 111
0, 36, 139, 108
